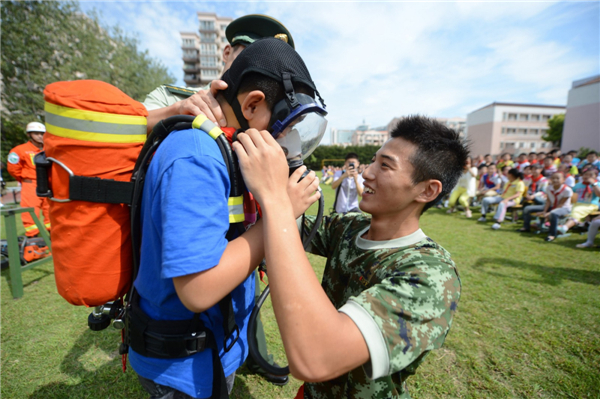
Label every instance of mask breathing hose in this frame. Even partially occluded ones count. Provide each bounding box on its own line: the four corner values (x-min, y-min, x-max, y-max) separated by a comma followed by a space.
246, 167, 325, 376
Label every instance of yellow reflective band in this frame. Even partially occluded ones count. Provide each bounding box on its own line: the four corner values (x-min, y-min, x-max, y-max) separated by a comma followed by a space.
45, 102, 146, 126
192, 114, 208, 130
24, 225, 38, 231
44, 102, 147, 143
228, 195, 244, 223
45, 122, 147, 144
44, 223, 51, 228
207, 126, 223, 140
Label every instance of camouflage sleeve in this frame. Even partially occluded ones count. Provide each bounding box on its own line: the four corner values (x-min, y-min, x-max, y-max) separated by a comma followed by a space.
339, 247, 460, 379
143, 86, 178, 111
301, 213, 346, 257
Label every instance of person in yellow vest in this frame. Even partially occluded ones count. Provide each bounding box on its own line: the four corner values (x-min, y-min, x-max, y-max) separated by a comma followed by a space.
6, 122, 51, 236
478, 168, 526, 229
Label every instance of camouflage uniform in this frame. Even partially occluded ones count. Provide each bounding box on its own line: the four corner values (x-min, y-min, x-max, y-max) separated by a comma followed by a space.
302, 213, 461, 399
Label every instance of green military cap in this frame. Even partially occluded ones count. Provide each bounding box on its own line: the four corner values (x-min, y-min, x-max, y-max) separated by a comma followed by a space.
225, 14, 295, 49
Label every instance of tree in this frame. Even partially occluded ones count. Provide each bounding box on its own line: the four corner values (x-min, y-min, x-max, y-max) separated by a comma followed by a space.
543, 113, 565, 147
1, 0, 175, 173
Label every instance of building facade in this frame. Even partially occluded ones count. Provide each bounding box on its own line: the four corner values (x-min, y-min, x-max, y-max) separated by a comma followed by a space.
330, 128, 355, 146
352, 124, 388, 146
181, 12, 232, 86
561, 75, 600, 153
466, 102, 565, 157
387, 116, 466, 138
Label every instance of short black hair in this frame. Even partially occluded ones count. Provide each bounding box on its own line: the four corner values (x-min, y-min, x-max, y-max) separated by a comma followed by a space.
484, 154, 491, 157
389, 115, 469, 213
529, 151, 537, 155
508, 168, 523, 180
345, 152, 359, 161
588, 151, 598, 156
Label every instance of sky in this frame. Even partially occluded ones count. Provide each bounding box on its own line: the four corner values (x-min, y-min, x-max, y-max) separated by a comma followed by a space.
79, 1, 599, 144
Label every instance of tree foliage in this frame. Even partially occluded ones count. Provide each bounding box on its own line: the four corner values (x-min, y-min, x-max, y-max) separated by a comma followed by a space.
542, 113, 565, 146
304, 145, 382, 170
1, 0, 175, 168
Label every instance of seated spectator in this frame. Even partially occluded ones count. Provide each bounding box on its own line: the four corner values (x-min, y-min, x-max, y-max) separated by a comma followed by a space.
542, 156, 557, 178
522, 165, 532, 182
500, 165, 510, 190
484, 154, 493, 166
519, 172, 573, 242
476, 163, 502, 200
576, 215, 600, 248
558, 167, 600, 234
497, 153, 514, 171
447, 157, 477, 218
478, 168, 526, 230
578, 151, 600, 170
567, 150, 580, 166
477, 164, 488, 186
557, 164, 576, 187
523, 164, 548, 205
549, 149, 562, 166
561, 154, 579, 176
528, 151, 538, 165
475, 154, 485, 167
537, 152, 546, 164
516, 153, 530, 171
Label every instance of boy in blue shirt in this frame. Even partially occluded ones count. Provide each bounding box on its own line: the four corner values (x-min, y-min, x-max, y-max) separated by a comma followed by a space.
129, 38, 325, 398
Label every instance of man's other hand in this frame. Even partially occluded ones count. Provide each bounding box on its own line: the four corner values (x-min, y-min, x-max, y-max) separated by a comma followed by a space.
175, 80, 228, 127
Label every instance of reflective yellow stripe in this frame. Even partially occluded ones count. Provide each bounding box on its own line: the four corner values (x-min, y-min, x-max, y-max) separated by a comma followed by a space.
192, 114, 223, 140
45, 102, 147, 143
24, 225, 38, 231
44, 223, 51, 228
45, 102, 146, 125
228, 196, 244, 223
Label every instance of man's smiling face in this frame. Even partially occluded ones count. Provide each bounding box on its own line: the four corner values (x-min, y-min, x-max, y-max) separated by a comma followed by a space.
360, 137, 424, 217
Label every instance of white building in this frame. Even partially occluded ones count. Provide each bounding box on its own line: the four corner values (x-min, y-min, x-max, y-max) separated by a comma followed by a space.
467, 102, 565, 157
330, 128, 354, 146
561, 75, 600, 153
181, 12, 232, 86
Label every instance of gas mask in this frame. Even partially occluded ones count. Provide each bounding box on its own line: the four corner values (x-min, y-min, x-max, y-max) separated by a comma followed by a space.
269, 92, 327, 169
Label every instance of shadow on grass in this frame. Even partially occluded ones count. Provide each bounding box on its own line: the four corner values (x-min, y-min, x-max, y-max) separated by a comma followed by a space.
1, 263, 54, 298
28, 328, 253, 398
474, 257, 600, 286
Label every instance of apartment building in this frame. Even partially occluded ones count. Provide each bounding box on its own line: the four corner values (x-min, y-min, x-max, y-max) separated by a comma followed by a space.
352, 124, 388, 146
330, 128, 355, 146
467, 102, 565, 157
561, 75, 600, 153
181, 12, 232, 86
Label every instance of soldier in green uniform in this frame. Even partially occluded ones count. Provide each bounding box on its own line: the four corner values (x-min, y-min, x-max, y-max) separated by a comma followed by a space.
233, 115, 468, 398
143, 14, 294, 133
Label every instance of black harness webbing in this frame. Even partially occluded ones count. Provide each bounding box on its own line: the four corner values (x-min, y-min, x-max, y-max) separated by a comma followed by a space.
69, 176, 134, 204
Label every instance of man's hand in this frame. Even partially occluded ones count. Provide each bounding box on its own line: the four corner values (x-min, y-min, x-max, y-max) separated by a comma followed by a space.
347, 167, 358, 179
174, 80, 228, 126
233, 129, 320, 218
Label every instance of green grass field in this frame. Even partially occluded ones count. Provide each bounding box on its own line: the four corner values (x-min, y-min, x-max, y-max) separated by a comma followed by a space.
2, 179, 599, 398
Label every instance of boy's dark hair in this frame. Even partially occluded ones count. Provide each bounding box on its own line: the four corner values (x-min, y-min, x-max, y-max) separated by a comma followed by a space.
508, 168, 523, 180
389, 115, 469, 213
484, 154, 490, 157
529, 151, 537, 155
345, 152, 359, 161
588, 151, 598, 156
538, 152, 546, 155
478, 164, 488, 170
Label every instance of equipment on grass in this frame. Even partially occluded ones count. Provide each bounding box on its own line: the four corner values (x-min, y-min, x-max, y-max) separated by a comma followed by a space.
1, 236, 51, 270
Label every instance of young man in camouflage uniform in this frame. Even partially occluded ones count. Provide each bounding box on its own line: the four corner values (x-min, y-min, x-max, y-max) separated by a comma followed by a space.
234, 115, 468, 398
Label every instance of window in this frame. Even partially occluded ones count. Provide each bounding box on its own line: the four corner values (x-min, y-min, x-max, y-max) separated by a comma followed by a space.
541, 114, 551, 121
183, 50, 197, 58
220, 24, 228, 31
199, 20, 215, 30
182, 38, 195, 47
200, 56, 217, 67
506, 128, 516, 134
531, 142, 536, 149
184, 74, 197, 81
203, 69, 218, 77
201, 32, 217, 43
530, 114, 540, 121
519, 142, 525, 148
518, 128, 527, 135
500, 142, 505, 149
501, 127, 506, 135
529, 129, 538, 135
184, 63, 196, 70
507, 113, 517, 121
519, 114, 529, 121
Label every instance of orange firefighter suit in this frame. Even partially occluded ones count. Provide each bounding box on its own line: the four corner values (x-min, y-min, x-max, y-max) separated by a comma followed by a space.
7, 141, 51, 236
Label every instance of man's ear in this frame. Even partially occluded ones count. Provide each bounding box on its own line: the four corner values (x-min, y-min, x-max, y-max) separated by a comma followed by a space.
415, 180, 443, 204
240, 90, 267, 121
222, 44, 233, 64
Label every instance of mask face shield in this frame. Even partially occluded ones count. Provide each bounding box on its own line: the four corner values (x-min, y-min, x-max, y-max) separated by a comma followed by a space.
270, 94, 328, 166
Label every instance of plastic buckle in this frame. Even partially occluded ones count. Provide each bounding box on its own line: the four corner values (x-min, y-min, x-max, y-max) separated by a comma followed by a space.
223, 325, 240, 353
184, 331, 207, 355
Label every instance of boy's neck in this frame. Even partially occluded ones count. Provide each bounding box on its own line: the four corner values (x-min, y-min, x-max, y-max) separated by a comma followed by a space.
364, 205, 422, 241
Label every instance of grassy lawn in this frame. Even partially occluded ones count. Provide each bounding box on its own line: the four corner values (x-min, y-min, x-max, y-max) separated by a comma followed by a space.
2, 178, 599, 398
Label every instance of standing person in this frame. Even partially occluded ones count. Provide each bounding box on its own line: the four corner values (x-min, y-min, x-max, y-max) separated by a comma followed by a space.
478, 168, 526, 229
129, 38, 326, 398
447, 157, 477, 218
6, 122, 51, 236
331, 153, 364, 214
233, 115, 467, 399
557, 167, 600, 235
519, 172, 572, 241
143, 14, 295, 133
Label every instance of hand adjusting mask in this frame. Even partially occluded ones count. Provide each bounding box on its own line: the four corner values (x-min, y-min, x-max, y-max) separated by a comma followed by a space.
269, 74, 328, 169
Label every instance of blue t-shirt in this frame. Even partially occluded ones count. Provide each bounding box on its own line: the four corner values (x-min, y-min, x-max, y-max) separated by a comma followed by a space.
573, 181, 600, 206
129, 128, 255, 398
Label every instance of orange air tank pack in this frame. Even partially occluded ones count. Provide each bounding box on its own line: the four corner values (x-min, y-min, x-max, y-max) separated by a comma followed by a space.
42, 80, 147, 307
